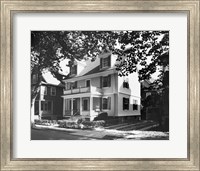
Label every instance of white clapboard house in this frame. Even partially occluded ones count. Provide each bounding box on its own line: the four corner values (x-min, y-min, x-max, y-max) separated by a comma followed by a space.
62, 52, 141, 121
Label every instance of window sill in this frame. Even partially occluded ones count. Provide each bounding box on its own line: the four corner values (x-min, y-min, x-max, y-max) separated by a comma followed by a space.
102, 86, 110, 88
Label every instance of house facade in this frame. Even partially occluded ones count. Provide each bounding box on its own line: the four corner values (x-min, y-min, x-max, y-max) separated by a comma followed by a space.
32, 72, 64, 120
62, 52, 141, 121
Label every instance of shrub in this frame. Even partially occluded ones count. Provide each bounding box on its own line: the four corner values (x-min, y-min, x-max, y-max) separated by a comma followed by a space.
92, 120, 105, 127
93, 112, 108, 121
81, 120, 105, 129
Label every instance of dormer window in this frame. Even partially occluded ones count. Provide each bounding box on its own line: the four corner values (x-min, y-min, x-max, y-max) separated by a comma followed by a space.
100, 55, 111, 69
123, 81, 129, 89
70, 65, 77, 75
123, 78, 129, 89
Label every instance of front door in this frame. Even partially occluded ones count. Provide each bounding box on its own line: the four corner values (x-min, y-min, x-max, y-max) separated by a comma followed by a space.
73, 98, 80, 115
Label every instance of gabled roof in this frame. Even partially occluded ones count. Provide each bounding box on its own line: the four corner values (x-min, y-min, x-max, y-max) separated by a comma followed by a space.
41, 71, 65, 88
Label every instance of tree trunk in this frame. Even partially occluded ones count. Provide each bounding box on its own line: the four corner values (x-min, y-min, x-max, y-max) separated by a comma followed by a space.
31, 85, 40, 124
31, 98, 35, 123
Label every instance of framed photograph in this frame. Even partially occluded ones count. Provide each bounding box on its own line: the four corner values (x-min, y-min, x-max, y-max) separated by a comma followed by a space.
0, 0, 199, 170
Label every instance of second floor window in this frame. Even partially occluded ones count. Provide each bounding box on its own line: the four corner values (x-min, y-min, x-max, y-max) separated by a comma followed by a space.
102, 75, 111, 87
72, 81, 77, 89
133, 100, 138, 110
86, 80, 90, 87
51, 87, 56, 96
123, 97, 129, 110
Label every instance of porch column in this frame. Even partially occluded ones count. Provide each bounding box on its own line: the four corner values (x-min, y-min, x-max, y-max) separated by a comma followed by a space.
71, 98, 73, 116
63, 98, 65, 117
38, 100, 41, 119
90, 96, 93, 114
80, 97, 82, 116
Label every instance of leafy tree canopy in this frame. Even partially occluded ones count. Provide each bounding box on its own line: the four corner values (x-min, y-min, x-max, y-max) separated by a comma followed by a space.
31, 30, 169, 85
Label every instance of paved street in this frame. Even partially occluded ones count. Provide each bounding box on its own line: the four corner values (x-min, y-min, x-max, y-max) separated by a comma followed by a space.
31, 128, 97, 140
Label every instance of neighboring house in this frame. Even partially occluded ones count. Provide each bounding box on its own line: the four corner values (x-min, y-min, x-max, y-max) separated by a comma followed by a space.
32, 72, 64, 120
141, 73, 169, 131
141, 78, 158, 120
62, 52, 141, 121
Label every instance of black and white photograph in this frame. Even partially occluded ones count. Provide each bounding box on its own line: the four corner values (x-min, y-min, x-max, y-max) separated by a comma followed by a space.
31, 31, 169, 140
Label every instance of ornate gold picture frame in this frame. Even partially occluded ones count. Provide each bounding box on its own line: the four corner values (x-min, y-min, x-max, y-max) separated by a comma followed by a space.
0, 0, 199, 170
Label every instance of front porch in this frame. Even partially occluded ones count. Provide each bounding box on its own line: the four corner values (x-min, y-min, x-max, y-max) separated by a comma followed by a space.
63, 96, 102, 120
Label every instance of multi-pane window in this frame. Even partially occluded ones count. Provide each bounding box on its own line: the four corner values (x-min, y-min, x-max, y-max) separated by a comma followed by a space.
71, 65, 77, 75
72, 81, 77, 89
86, 80, 90, 87
102, 75, 111, 87
41, 101, 52, 111
101, 55, 111, 68
123, 97, 129, 110
51, 87, 56, 96
133, 100, 138, 110
123, 78, 129, 89
102, 97, 111, 110
82, 97, 90, 111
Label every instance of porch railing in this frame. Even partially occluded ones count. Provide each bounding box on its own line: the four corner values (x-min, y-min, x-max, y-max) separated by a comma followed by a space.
64, 86, 90, 95
64, 86, 102, 95
64, 109, 80, 116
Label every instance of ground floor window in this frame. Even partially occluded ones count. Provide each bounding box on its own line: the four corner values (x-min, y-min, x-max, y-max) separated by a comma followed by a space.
133, 99, 138, 110
41, 101, 52, 112
102, 97, 111, 110
82, 97, 90, 111
123, 97, 129, 110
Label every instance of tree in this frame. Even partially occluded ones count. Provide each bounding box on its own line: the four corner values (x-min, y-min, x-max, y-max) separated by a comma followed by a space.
31, 31, 169, 121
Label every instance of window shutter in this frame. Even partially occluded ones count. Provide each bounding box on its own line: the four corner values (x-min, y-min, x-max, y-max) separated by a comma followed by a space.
123, 98, 125, 110
100, 97, 103, 111
100, 58, 102, 69
100, 76, 102, 88
108, 55, 111, 67
74, 81, 77, 88
75, 65, 77, 75
108, 97, 111, 109
108, 75, 111, 87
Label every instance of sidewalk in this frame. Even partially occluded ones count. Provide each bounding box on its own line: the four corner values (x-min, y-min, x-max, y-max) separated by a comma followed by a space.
32, 124, 169, 140
33, 124, 115, 139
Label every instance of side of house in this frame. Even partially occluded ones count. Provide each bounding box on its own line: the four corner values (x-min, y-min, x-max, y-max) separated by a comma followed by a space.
34, 84, 63, 120
32, 72, 64, 120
